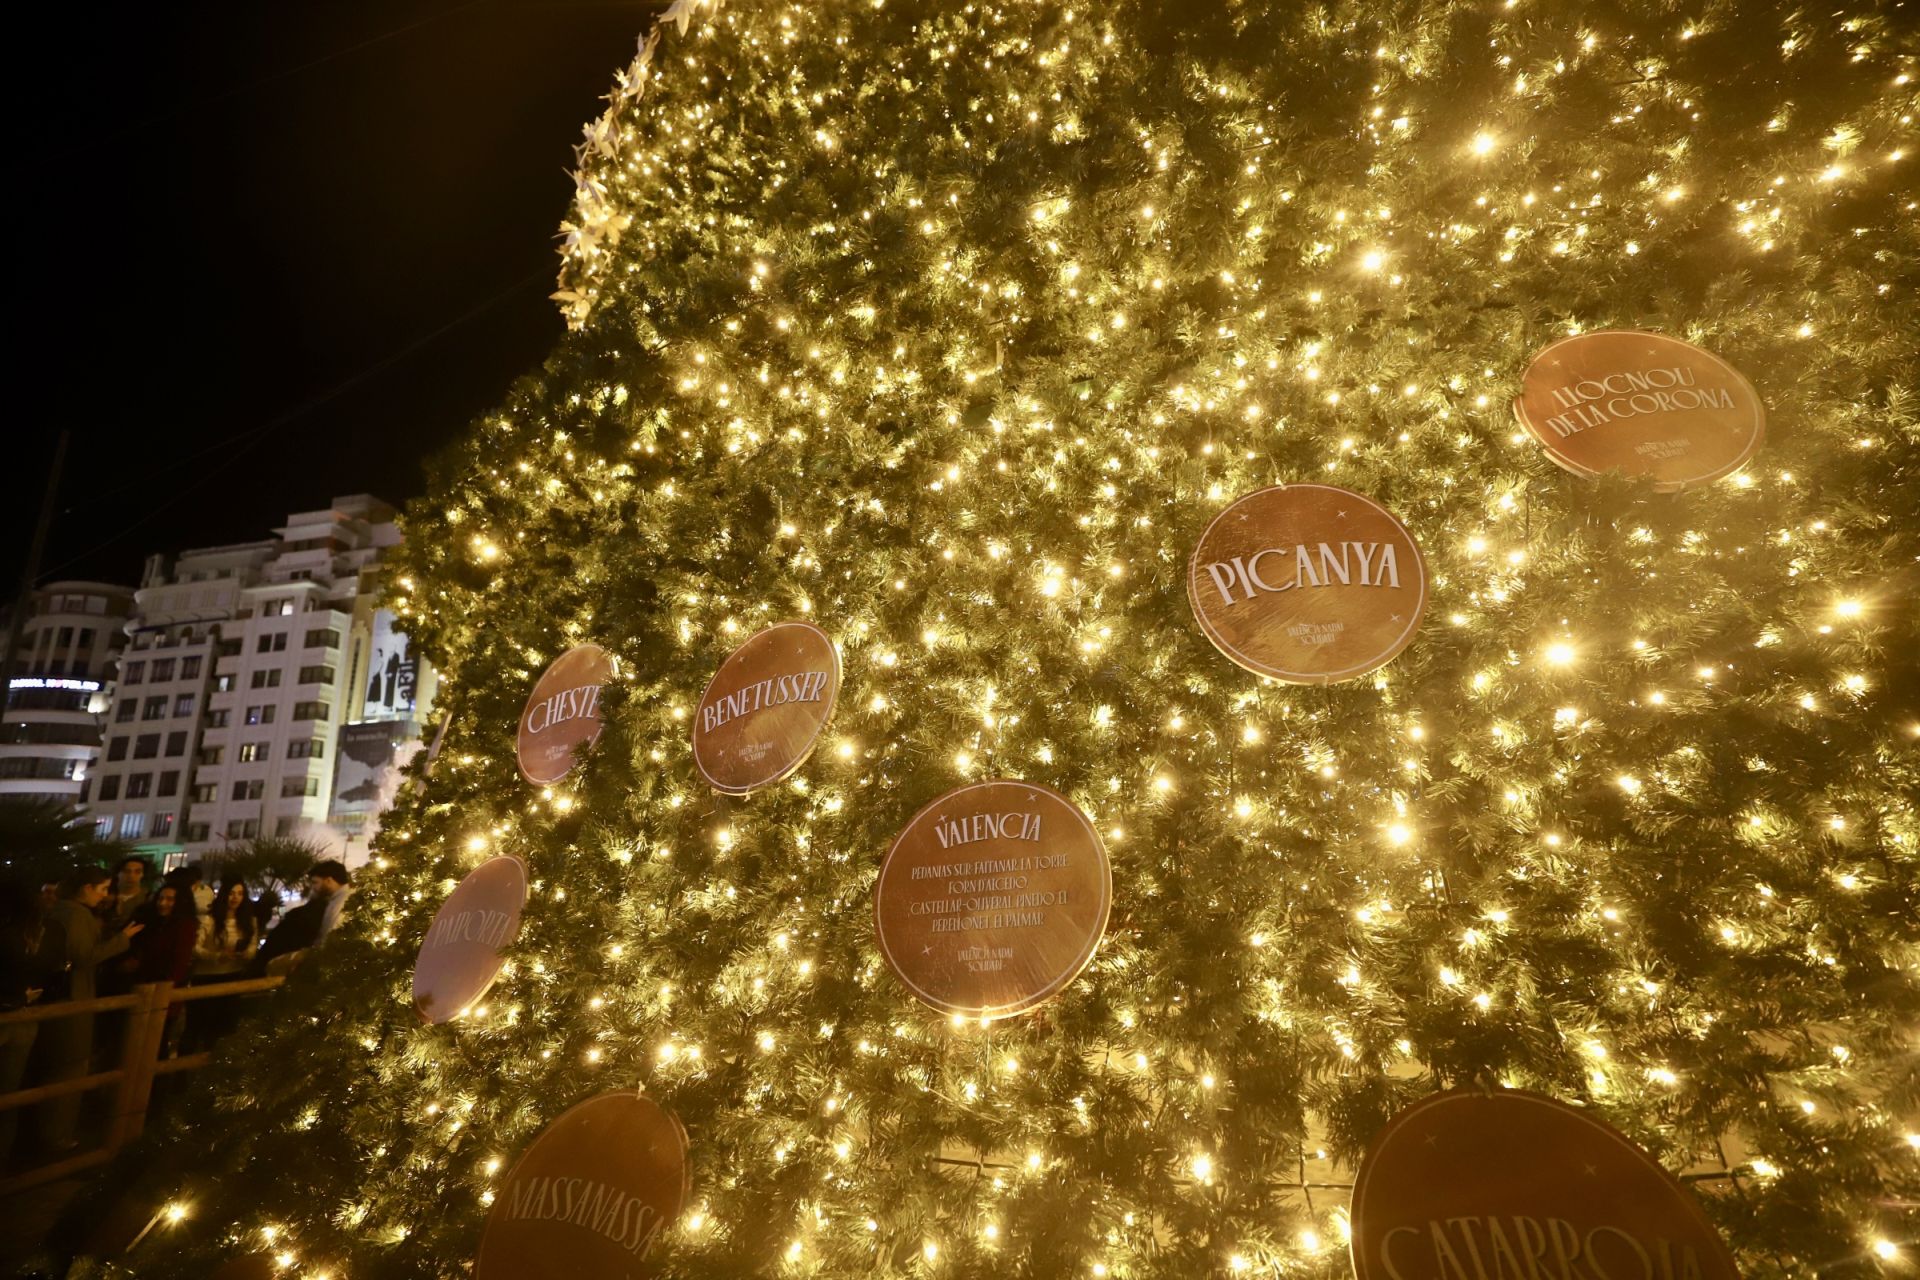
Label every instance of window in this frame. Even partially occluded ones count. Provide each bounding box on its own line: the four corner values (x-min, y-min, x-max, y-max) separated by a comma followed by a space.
143, 695, 167, 720
106, 737, 129, 762
123, 661, 145, 685
174, 694, 195, 717
282, 777, 321, 798
237, 742, 269, 763
115, 699, 137, 723
154, 812, 175, 838
184, 822, 209, 843
180, 655, 202, 679
274, 817, 300, 836
98, 775, 121, 801
198, 748, 225, 769
216, 639, 242, 658
119, 813, 146, 840
213, 674, 234, 693
297, 666, 333, 686
204, 709, 230, 729
231, 779, 265, 801
225, 819, 260, 840
288, 739, 326, 760
190, 783, 218, 803
165, 730, 188, 757
291, 700, 330, 722
257, 632, 289, 653
243, 704, 277, 726
151, 658, 175, 682
266, 599, 295, 617
158, 770, 180, 797
250, 669, 283, 689
94, 817, 113, 840
133, 734, 160, 760
304, 628, 341, 649
126, 773, 152, 799
78, 627, 95, 646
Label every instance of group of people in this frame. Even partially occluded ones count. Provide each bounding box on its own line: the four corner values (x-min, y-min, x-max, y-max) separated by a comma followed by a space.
0, 855, 354, 1167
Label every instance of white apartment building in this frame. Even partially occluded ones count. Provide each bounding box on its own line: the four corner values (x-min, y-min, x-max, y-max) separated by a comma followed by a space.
82, 496, 434, 865
1, 582, 134, 806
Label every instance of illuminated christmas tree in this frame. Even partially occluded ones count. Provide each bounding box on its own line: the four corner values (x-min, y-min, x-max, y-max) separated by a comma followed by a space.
87, 1, 1916, 1276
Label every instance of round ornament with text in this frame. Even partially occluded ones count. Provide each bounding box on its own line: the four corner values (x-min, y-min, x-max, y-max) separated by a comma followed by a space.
413, 855, 527, 1024
516, 644, 615, 786
1351, 1090, 1739, 1280
691, 621, 841, 795
1188, 484, 1427, 684
476, 1092, 690, 1280
1513, 330, 1764, 490
874, 780, 1111, 1019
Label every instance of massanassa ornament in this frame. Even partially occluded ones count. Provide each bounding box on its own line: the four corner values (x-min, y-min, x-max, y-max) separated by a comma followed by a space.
691, 620, 840, 795
1513, 330, 1765, 491
1351, 1090, 1739, 1280
516, 643, 615, 786
413, 855, 527, 1024
476, 1092, 690, 1279
1188, 484, 1428, 683
874, 780, 1111, 1019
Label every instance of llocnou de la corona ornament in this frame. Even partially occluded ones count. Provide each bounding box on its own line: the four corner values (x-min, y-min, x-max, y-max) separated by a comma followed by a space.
874, 780, 1112, 1019
516, 643, 615, 786
1512, 330, 1765, 491
1350, 1090, 1740, 1280
1188, 483, 1429, 684
475, 1092, 690, 1280
690, 620, 841, 795
412, 854, 527, 1024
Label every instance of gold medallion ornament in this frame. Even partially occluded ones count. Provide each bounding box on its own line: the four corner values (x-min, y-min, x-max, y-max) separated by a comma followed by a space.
475, 1092, 690, 1279
516, 643, 615, 786
1187, 484, 1428, 684
874, 780, 1112, 1019
691, 620, 841, 795
1350, 1090, 1740, 1280
1513, 330, 1765, 491
413, 855, 528, 1024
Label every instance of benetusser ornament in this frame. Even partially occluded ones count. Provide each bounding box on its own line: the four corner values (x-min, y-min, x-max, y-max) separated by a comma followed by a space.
476, 1092, 690, 1279
1188, 484, 1428, 684
1513, 330, 1765, 490
413, 855, 528, 1024
874, 780, 1111, 1019
691, 621, 841, 795
516, 643, 615, 786
1351, 1090, 1739, 1280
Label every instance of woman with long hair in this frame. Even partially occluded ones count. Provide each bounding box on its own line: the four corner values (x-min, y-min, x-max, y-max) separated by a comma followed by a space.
187, 879, 259, 1050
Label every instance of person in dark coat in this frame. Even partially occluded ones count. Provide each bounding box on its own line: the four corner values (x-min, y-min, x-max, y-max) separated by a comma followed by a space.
250, 861, 351, 976
37, 867, 142, 1152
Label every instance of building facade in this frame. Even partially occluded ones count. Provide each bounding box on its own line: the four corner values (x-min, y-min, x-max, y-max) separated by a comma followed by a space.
81, 496, 434, 865
1, 582, 135, 806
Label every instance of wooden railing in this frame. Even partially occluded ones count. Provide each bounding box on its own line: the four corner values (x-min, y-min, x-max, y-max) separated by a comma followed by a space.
0, 976, 284, 1195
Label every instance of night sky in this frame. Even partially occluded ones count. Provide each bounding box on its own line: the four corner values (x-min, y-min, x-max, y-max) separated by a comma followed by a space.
8, 0, 657, 594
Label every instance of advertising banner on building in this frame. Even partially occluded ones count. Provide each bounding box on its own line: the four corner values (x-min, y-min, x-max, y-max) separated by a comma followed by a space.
332, 719, 415, 818
365, 609, 417, 718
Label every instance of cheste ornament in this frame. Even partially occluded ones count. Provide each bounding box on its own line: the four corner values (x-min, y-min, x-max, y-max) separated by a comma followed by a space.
413, 855, 527, 1024
516, 643, 615, 786
1513, 330, 1765, 491
1188, 484, 1428, 684
1350, 1090, 1739, 1280
691, 620, 840, 795
874, 780, 1111, 1019
476, 1092, 690, 1279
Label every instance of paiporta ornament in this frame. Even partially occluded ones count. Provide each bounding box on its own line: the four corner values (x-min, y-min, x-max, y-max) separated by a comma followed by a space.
516, 644, 615, 787
874, 780, 1111, 1019
476, 1092, 690, 1279
1350, 1090, 1739, 1280
412, 855, 527, 1024
1513, 330, 1765, 491
1188, 484, 1428, 684
691, 620, 841, 795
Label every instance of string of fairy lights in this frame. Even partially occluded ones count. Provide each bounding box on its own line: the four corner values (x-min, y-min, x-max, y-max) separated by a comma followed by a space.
131, 1, 1918, 1277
